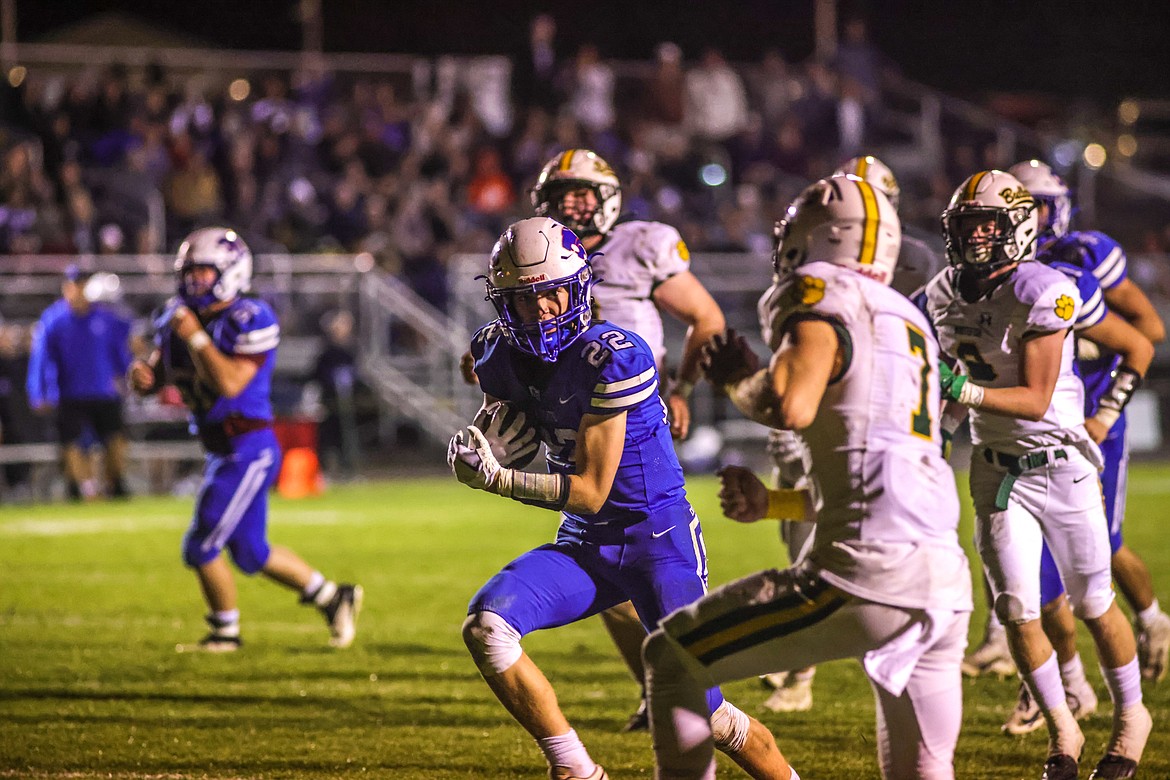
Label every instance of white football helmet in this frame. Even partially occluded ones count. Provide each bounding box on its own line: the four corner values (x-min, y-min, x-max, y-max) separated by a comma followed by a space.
773, 175, 901, 286
175, 227, 253, 309
1008, 159, 1071, 240
530, 149, 622, 237
833, 155, 900, 211
485, 216, 594, 362
941, 170, 1038, 273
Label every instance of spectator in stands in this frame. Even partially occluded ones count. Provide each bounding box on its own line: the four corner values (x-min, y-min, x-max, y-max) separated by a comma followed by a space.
512, 13, 562, 114
565, 43, 615, 137
684, 47, 749, 145
0, 322, 37, 501
26, 266, 134, 500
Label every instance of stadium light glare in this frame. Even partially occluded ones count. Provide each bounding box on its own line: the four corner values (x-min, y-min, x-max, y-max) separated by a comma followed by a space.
1117, 134, 1138, 158
700, 163, 728, 187
7, 66, 26, 88
1052, 140, 1081, 169
1083, 143, 1107, 170
229, 78, 251, 101
1118, 99, 1140, 125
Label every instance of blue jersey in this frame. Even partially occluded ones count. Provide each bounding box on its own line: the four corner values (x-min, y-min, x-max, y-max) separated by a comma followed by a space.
27, 300, 132, 405
1043, 248, 1123, 422
471, 320, 686, 538
1044, 230, 1128, 291
155, 296, 280, 429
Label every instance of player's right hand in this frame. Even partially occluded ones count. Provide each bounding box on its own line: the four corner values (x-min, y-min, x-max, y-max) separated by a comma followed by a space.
448, 425, 503, 492
128, 359, 155, 394
937, 359, 968, 403
701, 329, 760, 390
716, 465, 769, 523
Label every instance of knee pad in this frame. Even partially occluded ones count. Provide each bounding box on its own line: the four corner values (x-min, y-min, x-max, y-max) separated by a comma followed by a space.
993, 591, 1036, 625
710, 700, 749, 754
462, 611, 522, 676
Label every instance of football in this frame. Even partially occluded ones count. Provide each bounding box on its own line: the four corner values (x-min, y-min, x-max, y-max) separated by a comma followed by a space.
472, 401, 541, 469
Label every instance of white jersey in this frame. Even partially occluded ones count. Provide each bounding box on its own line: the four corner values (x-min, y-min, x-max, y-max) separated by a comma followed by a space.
761, 261, 972, 611
589, 219, 691, 367
923, 263, 1093, 455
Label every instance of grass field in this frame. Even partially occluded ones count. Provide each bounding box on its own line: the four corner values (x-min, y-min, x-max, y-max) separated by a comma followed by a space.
1, 466, 1168, 779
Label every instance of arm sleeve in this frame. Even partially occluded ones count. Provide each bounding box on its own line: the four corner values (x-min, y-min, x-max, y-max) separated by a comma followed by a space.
1069, 267, 1106, 331
25, 319, 56, 406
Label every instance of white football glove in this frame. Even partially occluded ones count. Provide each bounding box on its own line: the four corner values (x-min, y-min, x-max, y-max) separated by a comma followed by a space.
473, 401, 540, 469
448, 425, 508, 493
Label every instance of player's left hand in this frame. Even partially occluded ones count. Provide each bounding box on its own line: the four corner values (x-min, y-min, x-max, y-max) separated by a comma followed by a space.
702, 329, 760, 390
716, 465, 769, 523
447, 425, 503, 491
667, 392, 690, 439
170, 305, 203, 341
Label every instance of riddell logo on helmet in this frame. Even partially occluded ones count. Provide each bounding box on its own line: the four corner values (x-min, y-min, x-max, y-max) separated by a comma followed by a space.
519, 274, 549, 284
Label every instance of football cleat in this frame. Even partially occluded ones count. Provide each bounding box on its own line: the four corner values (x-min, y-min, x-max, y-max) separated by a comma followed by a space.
1136, 609, 1170, 682
620, 698, 648, 733
961, 632, 1017, 677
194, 633, 242, 653
761, 673, 814, 713
760, 671, 790, 690
1042, 754, 1079, 780
1002, 683, 1042, 735
1066, 678, 1098, 722
322, 583, 363, 648
1088, 753, 1139, 779
549, 764, 608, 780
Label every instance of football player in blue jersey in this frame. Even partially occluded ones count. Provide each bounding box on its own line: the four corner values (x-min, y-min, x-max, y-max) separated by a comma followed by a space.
1010, 161, 1170, 687
449, 217, 792, 780
128, 227, 362, 652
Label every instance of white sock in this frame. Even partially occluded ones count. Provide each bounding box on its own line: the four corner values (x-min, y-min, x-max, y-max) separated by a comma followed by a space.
1136, 599, 1162, 627
986, 611, 1006, 638
789, 768, 801, 780
1100, 657, 1143, 710
210, 609, 240, 636
537, 729, 595, 778
1059, 653, 1089, 691
304, 573, 337, 607
1023, 652, 1078, 753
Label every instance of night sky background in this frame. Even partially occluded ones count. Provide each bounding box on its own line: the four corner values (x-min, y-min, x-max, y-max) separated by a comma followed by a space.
13, 0, 1170, 103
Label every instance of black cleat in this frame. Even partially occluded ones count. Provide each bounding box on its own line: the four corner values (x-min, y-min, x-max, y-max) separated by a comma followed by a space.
1088, 753, 1138, 780
1042, 754, 1079, 780
322, 583, 363, 648
620, 698, 648, 733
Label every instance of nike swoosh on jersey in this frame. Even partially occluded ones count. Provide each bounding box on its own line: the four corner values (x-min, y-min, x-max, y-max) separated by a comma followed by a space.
651, 526, 677, 538
558, 395, 575, 404
1073, 474, 1090, 483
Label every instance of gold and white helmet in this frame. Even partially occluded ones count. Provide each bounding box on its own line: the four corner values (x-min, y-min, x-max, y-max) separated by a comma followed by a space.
530, 149, 622, 237
833, 155, 900, 211
773, 175, 901, 286
941, 170, 1038, 273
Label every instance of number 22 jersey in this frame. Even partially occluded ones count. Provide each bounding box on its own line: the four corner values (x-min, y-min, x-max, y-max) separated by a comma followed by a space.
470, 320, 687, 539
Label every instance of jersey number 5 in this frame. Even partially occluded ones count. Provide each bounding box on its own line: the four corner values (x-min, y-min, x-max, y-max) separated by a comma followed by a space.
906, 324, 933, 440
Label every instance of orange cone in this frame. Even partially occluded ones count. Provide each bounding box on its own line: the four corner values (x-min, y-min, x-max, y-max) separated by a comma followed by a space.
277, 447, 323, 498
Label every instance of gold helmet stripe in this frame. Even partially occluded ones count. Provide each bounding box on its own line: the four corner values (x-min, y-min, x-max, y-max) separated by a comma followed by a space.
857, 180, 880, 266
963, 171, 988, 201
559, 149, 577, 171
855, 156, 870, 178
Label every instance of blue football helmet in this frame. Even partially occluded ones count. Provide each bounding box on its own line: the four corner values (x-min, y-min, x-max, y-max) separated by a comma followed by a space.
1008, 159, 1072, 241
175, 227, 253, 310
485, 217, 594, 362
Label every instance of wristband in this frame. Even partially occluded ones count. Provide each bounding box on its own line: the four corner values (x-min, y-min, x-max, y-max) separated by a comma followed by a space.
724, 369, 773, 416
508, 470, 570, 511
766, 489, 809, 521
956, 380, 984, 408
186, 330, 212, 351
1091, 406, 1121, 430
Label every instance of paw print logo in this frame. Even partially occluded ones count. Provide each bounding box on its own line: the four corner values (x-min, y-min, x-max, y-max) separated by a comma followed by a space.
1054, 294, 1075, 321
676, 240, 691, 262
798, 275, 826, 306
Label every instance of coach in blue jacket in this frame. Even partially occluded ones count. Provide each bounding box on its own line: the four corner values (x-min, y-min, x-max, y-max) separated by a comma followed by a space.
27, 266, 133, 499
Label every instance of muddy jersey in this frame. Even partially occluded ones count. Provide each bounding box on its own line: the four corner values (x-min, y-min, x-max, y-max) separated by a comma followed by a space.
759, 261, 971, 611
588, 220, 691, 367
922, 262, 1090, 454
